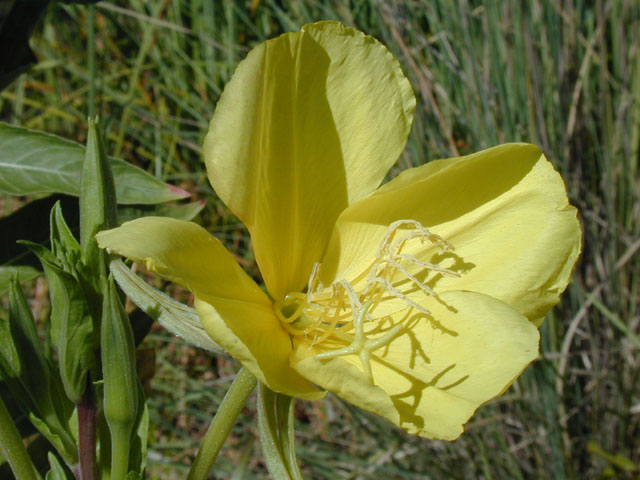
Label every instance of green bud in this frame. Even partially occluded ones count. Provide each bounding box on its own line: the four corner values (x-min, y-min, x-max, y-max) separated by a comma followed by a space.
80, 117, 117, 278
101, 275, 138, 478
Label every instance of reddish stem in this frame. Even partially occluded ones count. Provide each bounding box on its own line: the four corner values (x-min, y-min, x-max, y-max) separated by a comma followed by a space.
76, 386, 98, 480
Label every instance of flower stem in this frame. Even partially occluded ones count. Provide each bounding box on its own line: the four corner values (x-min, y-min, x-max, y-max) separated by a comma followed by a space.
77, 388, 98, 480
187, 368, 257, 480
0, 395, 39, 480
109, 424, 131, 480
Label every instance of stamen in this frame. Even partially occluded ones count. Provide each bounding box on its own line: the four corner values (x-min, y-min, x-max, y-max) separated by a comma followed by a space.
394, 253, 460, 277
315, 301, 405, 383
275, 219, 459, 385
372, 258, 441, 299
367, 276, 431, 315
377, 219, 453, 258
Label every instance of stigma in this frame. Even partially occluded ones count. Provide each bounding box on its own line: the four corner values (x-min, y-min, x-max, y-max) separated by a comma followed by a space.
274, 220, 460, 383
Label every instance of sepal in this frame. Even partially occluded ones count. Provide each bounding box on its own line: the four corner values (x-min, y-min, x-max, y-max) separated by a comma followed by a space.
257, 383, 303, 480
109, 259, 221, 353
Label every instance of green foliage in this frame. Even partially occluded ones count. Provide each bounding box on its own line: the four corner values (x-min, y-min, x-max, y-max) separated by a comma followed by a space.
0, 266, 40, 295
0, 122, 189, 204
20, 203, 95, 404
117, 200, 206, 225
0, 278, 76, 465
45, 452, 73, 480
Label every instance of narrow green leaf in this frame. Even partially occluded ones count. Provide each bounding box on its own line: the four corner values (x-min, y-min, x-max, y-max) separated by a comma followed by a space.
127, 382, 149, 477
0, 266, 40, 296
50, 202, 80, 262
50, 267, 94, 404
7, 276, 50, 395
21, 241, 94, 404
0, 122, 190, 204
4, 278, 77, 465
0, 316, 20, 377
45, 452, 73, 480
28, 415, 77, 468
117, 200, 206, 224
0, 394, 40, 480
109, 260, 221, 353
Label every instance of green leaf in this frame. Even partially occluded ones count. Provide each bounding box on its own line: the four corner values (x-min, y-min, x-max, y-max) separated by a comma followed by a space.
109, 260, 221, 353
117, 200, 206, 224
3, 278, 77, 465
29, 414, 77, 467
7, 276, 51, 397
257, 384, 303, 480
0, 122, 190, 204
0, 266, 40, 295
45, 452, 74, 480
0, 316, 21, 377
127, 382, 149, 477
23, 241, 94, 404
50, 202, 80, 264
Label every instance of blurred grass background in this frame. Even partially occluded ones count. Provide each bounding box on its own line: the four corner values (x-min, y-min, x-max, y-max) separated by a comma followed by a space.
1, 0, 639, 478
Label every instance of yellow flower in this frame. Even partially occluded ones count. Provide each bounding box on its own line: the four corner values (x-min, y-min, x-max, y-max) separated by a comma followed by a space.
97, 21, 581, 440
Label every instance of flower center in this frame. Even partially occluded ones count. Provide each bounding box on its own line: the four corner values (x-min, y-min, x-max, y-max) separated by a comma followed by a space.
274, 219, 460, 382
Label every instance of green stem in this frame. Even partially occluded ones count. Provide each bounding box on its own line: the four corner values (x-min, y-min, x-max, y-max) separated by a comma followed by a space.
187, 368, 257, 480
87, 3, 96, 118
109, 424, 131, 479
0, 395, 39, 480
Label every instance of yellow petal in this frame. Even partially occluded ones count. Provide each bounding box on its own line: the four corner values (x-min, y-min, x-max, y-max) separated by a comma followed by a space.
292, 291, 539, 440
96, 217, 263, 303
204, 21, 415, 300
195, 298, 323, 400
319, 143, 581, 321
97, 217, 320, 397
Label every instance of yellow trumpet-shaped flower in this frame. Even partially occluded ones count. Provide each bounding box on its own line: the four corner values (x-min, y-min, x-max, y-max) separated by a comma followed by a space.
97, 21, 581, 440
